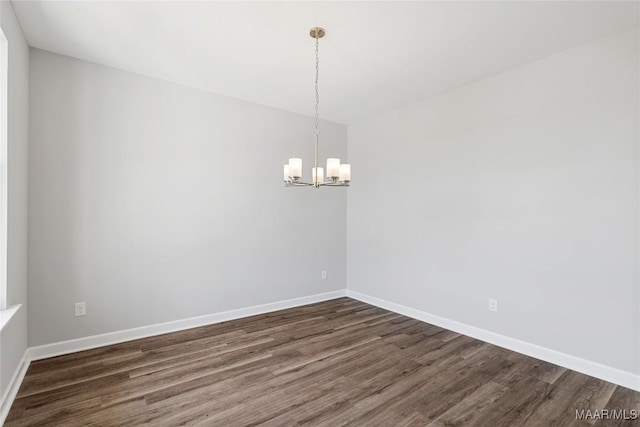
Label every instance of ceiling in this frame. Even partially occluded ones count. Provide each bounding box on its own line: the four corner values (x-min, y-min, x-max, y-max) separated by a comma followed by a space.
11, 1, 639, 124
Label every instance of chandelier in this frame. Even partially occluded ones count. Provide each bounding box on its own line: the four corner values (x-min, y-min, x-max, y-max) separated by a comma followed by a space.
283, 27, 351, 187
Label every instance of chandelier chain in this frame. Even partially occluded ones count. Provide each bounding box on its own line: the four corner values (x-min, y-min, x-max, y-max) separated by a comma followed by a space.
314, 34, 319, 136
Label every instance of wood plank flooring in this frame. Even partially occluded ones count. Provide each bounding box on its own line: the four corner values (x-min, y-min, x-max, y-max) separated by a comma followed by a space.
6, 298, 640, 426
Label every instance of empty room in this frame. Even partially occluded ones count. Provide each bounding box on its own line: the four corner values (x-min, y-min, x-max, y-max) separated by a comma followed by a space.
0, 0, 639, 425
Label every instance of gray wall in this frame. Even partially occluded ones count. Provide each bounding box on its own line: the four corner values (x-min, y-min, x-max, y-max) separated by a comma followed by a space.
0, 0, 29, 400
28, 49, 347, 346
347, 28, 639, 374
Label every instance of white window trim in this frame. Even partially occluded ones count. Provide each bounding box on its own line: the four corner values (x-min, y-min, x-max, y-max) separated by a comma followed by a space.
0, 304, 20, 331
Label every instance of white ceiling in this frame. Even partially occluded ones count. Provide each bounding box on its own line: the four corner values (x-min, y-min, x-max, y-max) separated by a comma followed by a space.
11, 1, 639, 124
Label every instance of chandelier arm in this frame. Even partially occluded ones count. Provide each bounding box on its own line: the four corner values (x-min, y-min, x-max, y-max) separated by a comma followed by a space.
285, 181, 315, 187
318, 181, 349, 187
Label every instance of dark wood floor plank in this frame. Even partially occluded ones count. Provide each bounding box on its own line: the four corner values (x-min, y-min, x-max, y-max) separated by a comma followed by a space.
427, 380, 509, 426
470, 375, 555, 426
6, 297, 638, 426
521, 371, 610, 427
7, 397, 103, 427
8, 372, 131, 420
593, 385, 640, 427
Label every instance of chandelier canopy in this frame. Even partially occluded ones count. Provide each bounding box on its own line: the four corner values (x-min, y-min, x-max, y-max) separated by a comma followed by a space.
283, 27, 351, 188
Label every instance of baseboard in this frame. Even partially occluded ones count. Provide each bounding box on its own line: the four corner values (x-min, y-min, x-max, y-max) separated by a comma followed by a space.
27, 289, 347, 361
346, 289, 640, 392
0, 350, 30, 426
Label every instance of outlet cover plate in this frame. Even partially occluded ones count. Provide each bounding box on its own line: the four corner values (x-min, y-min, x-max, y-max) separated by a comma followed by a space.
75, 302, 86, 317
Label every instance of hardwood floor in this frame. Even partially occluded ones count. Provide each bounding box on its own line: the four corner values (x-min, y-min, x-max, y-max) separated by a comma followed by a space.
6, 298, 639, 426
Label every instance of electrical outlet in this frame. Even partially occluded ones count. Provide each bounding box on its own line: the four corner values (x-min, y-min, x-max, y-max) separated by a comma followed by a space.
488, 298, 498, 312
321, 270, 328, 280
75, 302, 86, 317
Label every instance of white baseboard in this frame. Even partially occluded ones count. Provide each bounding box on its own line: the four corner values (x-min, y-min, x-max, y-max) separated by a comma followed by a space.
28, 289, 347, 361
347, 289, 640, 392
0, 350, 30, 426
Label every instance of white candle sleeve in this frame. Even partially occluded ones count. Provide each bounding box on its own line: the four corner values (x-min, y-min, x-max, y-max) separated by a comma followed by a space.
339, 164, 351, 181
313, 167, 324, 185
288, 158, 302, 178
326, 158, 340, 178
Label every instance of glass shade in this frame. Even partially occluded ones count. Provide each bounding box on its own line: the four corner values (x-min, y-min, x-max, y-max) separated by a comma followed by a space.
288, 158, 302, 178
339, 164, 351, 181
312, 167, 324, 185
326, 158, 340, 178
